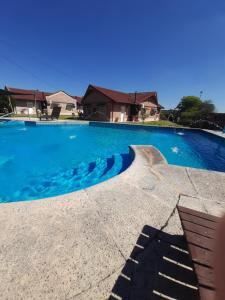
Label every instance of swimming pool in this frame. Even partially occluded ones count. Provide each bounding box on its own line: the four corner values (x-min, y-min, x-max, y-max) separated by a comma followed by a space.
0, 120, 225, 203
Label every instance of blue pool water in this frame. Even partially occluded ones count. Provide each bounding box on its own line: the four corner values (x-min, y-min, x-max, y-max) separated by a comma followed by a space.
0, 120, 225, 203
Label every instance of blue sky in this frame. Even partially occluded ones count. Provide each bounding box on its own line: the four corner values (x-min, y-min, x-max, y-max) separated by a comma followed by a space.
0, 0, 225, 111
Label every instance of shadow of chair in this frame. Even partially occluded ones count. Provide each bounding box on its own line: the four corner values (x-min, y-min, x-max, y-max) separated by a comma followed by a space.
109, 225, 200, 300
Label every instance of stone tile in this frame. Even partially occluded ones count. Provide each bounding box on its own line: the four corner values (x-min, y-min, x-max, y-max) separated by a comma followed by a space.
87, 182, 177, 259
162, 209, 183, 236
70, 267, 123, 300
179, 195, 206, 213
179, 194, 225, 217
187, 168, 225, 201
154, 164, 198, 197
0, 195, 124, 299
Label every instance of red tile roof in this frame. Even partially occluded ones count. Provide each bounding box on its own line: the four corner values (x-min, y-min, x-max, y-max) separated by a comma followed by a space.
83, 85, 160, 107
6, 87, 51, 102
71, 96, 83, 104
5, 86, 81, 103
91, 85, 131, 104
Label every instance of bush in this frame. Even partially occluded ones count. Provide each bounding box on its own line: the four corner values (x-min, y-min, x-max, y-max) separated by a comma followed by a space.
176, 96, 216, 126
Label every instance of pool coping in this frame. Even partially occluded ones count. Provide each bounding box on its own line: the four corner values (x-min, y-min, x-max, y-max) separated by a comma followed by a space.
27, 119, 225, 140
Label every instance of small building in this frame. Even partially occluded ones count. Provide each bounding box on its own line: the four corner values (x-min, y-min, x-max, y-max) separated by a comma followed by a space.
5, 86, 82, 115
82, 84, 163, 122
45, 91, 81, 115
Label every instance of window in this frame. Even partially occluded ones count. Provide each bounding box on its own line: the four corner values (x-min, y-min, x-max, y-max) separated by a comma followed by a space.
150, 108, 157, 116
50, 102, 61, 109
97, 104, 106, 114
27, 101, 34, 108
66, 103, 75, 111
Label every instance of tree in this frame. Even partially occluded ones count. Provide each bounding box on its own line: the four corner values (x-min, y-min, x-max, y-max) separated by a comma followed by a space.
140, 107, 147, 123
176, 96, 216, 125
0, 95, 11, 113
200, 100, 215, 117
177, 96, 202, 112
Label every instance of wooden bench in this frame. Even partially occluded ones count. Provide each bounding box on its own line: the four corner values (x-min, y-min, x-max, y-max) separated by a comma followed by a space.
177, 206, 220, 300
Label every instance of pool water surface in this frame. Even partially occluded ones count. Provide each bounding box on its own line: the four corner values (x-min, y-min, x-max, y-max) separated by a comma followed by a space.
0, 121, 225, 202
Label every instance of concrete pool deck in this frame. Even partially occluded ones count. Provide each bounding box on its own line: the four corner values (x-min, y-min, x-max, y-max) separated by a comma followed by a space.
0, 145, 225, 299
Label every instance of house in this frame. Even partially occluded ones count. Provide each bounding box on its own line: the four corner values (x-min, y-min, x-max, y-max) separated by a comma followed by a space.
45, 91, 82, 115
82, 84, 163, 122
5, 86, 82, 115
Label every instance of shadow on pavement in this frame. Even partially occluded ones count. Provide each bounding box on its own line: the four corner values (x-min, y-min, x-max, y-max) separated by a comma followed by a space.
109, 225, 199, 300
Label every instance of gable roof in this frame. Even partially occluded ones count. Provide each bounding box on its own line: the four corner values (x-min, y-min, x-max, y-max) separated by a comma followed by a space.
5, 86, 51, 102
71, 96, 83, 104
0, 88, 33, 97
90, 85, 131, 104
5, 86, 81, 103
83, 84, 160, 107
128, 92, 158, 104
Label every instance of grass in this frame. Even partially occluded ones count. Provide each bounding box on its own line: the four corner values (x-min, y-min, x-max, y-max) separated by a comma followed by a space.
9, 115, 184, 127
130, 120, 185, 127
58, 115, 78, 120
11, 114, 37, 118
10, 114, 78, 120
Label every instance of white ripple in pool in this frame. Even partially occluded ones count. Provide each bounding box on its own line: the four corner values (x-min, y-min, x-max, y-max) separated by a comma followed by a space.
171, 146, 179, 154
18, 127, 27, 131
176, 132, 185, 136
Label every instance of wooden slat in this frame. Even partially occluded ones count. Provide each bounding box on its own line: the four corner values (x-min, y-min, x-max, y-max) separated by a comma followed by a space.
189, 244, 213, 268
177, 206, 219, 299
184, 231, 214, 251
178, 206, 219, 223
159, 259, 197, 286
182, 220, 215, 239
179, 211, 217, 230
194, 263, 215, 289
167, 245, 192, 267
153, 274, 199, 300
198, 286, 216, 300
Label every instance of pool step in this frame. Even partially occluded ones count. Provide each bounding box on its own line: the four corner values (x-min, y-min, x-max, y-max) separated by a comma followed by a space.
13, 152, 132, 200
82, 158, 107, 185
58, 153, 129, 190
100, 154, 123, 182
71, 153, 130, 188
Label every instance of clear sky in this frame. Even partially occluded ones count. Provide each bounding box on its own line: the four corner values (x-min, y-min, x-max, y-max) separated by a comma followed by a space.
0, 0, 225, 111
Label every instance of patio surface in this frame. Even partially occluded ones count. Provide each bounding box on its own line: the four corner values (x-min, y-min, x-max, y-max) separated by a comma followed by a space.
0, 145, 224, 299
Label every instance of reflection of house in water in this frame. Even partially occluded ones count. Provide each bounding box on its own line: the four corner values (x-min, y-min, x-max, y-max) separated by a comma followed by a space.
82, 85, 163, 122
5, 86, 82, 115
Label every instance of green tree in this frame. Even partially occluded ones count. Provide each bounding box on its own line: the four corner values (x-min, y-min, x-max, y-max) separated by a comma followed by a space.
200, 100, 215, 117
0, 95, 10, 113
177, 96, 202, 111
140, 107, 147, 123
176, 96, 215, 125
0, 95, 16, 114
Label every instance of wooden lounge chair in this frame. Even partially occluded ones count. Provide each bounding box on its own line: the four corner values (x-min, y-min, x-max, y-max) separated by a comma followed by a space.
177, 205, 219, 300
39, 107, 61, 121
